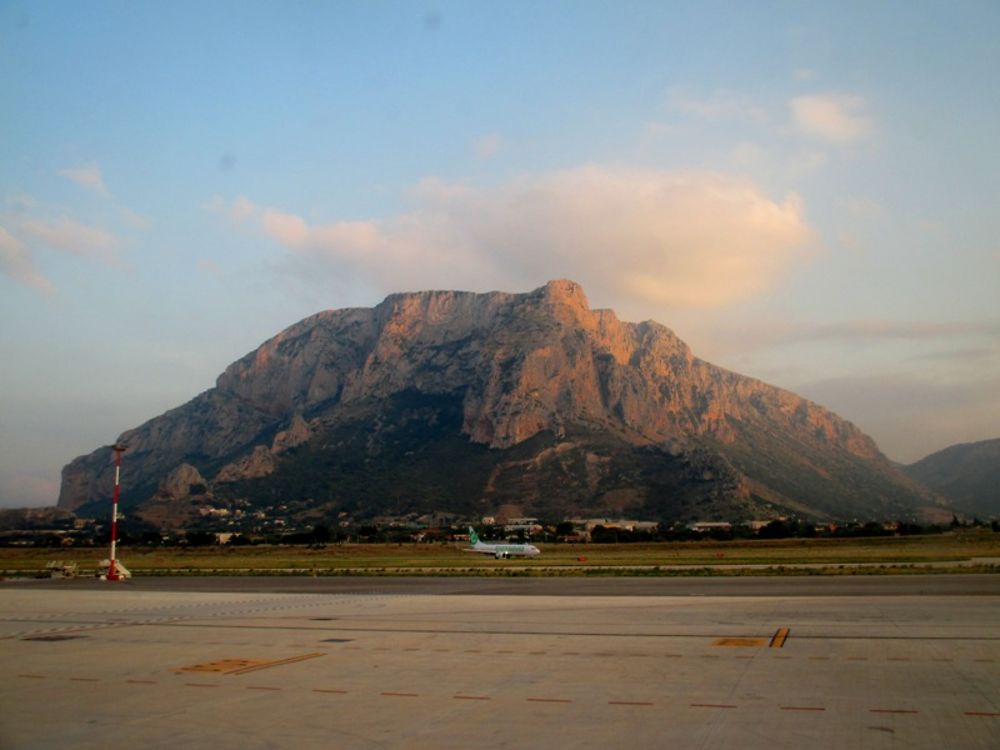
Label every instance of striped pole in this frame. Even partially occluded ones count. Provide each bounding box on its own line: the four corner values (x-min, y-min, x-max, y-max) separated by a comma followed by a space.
107, 444, 126, 582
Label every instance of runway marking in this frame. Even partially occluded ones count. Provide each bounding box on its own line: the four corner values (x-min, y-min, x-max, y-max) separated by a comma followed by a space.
125, 679, 157, 684
963, 711, 1000, 717
246, 686, 282, 691
228, 653, 325, 675
870, 708, 919, 714
847, 657, 868, 661
609, 700, 655, 706
769, 627, 790, 648
453, 694, 490, 701
185, 682, 220, 688
887, 657, 910, 662
177, 658, 266, 674
69, 677, 99, 682
780, 706, 826, 711
714, 637, 765, 647
527, 697, 573, 704
381, 691, 419, 697
312, 688, 349, 694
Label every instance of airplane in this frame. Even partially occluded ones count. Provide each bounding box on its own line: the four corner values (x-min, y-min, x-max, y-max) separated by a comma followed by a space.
465, 526, 541, 559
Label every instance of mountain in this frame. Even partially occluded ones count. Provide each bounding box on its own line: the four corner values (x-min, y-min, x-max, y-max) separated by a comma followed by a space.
59, 280, 937, 527
903, 439, 1000, 518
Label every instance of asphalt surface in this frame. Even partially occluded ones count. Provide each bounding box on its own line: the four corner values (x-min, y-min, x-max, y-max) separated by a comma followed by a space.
6, 572, 999, 596
2, 575, 998, 749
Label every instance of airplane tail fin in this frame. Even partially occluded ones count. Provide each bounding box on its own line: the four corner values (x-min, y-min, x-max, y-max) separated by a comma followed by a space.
468, 526, 480, 546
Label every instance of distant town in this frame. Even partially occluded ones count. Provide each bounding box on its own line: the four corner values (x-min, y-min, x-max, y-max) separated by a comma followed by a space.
1, 507, 996, 548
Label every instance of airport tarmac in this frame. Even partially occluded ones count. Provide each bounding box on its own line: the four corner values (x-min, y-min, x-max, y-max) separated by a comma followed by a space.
2, 576, 998, 749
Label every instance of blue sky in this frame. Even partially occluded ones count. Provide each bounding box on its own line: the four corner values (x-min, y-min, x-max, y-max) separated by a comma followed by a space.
2, 1, 998, 507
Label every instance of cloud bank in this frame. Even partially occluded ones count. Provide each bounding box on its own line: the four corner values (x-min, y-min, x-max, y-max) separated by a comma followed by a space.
791, 94, 873, 144
215, 166, 814, 311
58, 163, 109, 195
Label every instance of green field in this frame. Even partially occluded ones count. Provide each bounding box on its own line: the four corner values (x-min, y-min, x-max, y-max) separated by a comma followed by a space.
2, 531, 999, 577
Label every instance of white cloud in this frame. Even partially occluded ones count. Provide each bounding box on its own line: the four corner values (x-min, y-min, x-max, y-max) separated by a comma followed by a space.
58, 163, 109, 195
216, 166, 815, 311
474, 133, 503, 160
791, 94, 873, 144
674, 91, 769, 124
11, 215, 117, 261
206, 194, 258, 223
0, 225, 53, 292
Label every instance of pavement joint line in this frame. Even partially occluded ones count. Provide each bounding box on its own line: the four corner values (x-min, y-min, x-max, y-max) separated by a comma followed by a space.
691, 703, 737, 709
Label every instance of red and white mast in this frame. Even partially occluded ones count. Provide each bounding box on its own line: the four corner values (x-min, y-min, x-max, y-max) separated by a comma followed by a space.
107, 443, 127, 582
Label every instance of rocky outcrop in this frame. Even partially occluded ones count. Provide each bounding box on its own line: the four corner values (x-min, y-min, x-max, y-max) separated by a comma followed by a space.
58, 280, 934, 521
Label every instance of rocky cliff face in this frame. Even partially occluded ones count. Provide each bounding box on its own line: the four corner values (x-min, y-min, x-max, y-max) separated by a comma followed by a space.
59, 280, 936, 523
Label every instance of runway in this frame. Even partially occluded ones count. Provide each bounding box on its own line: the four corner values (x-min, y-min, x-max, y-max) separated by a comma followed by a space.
2, 576, 998, 749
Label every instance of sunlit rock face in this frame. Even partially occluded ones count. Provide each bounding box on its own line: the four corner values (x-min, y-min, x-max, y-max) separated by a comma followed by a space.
58, 280, 933, 524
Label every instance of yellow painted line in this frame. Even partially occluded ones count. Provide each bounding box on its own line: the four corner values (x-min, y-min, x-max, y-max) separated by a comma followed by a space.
714, 637, 766, 647
769, 627, 790, 648
177, 658, 266, 674
228, 652, 326, 676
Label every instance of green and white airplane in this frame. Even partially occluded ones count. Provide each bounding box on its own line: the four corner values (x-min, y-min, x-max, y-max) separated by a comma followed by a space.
465, 526, 541, 559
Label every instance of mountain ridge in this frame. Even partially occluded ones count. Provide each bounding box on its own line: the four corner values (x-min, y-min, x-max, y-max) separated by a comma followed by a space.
903, 438, 1000, 517
59, 280, 937, 526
